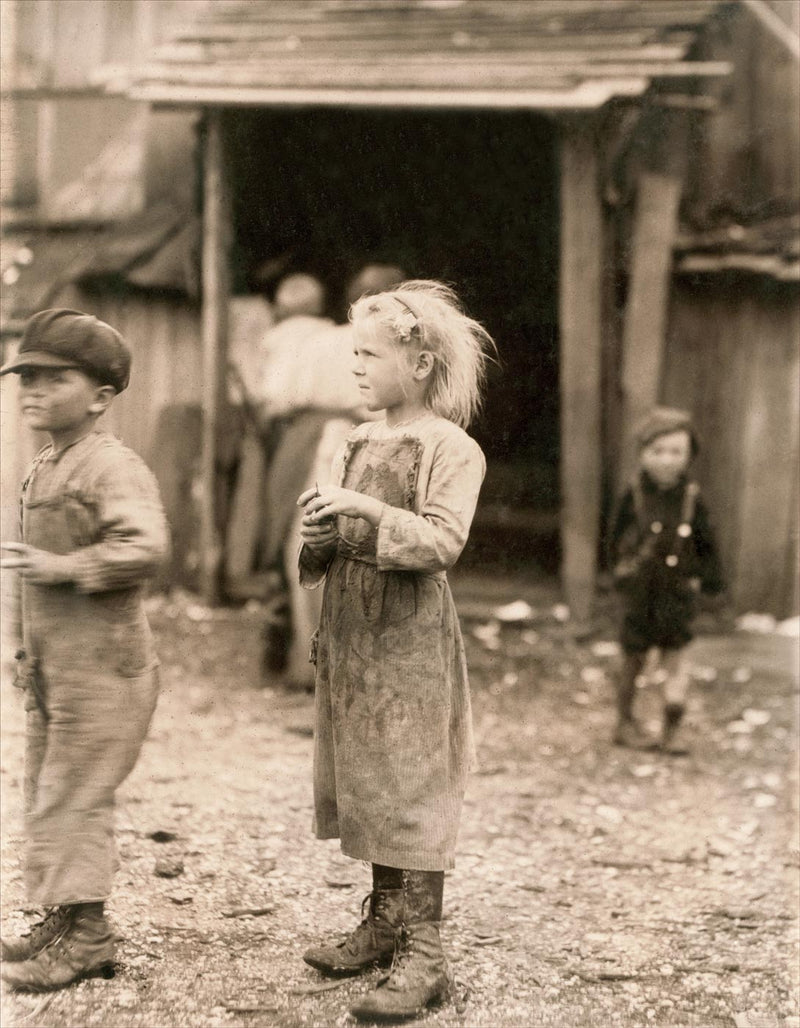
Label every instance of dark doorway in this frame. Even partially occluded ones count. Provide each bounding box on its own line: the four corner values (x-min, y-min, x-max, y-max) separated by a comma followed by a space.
228, 107, 560, 572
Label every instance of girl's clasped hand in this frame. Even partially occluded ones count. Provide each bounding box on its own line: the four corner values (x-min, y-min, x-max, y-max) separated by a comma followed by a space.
296, 484, 384, 551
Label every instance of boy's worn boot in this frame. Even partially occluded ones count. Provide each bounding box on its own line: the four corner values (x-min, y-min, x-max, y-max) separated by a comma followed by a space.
1, 907, 115, 992
613, 653, 655, 750
1, 906, 73, 963
350, 870, 449, 1023
661, 702, 689, 755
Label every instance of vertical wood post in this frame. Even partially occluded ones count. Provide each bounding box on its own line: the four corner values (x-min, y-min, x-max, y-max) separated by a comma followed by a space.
200, 109, 230, 605
619, 171, 682, 477
559, 116, 603, 625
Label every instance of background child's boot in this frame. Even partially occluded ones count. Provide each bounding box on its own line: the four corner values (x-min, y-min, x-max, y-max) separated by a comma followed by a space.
1, 904, 115, 992
1, 906, 73, 963
303, 865, 403, 975
613, 653, 654, 749
350, 870, 449, 1022
661, 702, 688, 755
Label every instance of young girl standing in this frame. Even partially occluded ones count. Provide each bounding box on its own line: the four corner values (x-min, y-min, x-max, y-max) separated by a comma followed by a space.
297, 280, 492, 1021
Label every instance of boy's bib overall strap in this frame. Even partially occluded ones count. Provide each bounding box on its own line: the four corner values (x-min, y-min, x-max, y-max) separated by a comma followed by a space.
625, 478, 700, 572
629, 478, 699, 531
669, 480, 699, 567
681, 481, 699, 524
630, 476, 645, 527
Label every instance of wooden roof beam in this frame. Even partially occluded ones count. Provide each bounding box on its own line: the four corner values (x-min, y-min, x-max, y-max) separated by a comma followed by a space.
132, 60, 732, 85
129, 80, 650, 109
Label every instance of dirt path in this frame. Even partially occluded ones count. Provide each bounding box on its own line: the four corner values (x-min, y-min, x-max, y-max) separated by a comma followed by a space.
1, 578, 798, 1028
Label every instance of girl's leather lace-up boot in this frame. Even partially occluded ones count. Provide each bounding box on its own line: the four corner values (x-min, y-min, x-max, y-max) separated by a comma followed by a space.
1, 908, 115, 992
350, 870, 450, 1022
303, 887, 403, 975
1, 906, 73, 963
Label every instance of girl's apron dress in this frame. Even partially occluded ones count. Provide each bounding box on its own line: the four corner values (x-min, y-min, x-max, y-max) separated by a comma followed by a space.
300, 416, 485, 871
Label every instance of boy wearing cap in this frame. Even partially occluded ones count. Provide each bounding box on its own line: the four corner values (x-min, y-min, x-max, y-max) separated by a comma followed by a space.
609, 407, 725, 753
0, 309, 168, 991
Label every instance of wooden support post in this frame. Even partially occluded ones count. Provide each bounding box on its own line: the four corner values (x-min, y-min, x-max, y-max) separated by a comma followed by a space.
559, 117, 603, 625
200, 109, 231, 605
619, 171, 682, 478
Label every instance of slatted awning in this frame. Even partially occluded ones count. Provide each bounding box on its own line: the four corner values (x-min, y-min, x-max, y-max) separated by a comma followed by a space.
118, 0, 732, 111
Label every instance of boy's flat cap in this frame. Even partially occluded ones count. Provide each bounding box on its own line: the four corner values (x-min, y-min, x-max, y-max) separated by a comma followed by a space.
0, 308, 131, 393
636, 406, 699, 455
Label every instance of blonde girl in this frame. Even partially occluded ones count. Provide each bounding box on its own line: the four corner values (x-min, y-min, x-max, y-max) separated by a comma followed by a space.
296, 280, 493, 1021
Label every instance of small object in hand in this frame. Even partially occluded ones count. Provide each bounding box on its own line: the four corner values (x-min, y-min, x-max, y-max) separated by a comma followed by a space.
312, 483, 334, 524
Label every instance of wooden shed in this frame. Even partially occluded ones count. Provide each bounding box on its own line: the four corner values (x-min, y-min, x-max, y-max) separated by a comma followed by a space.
2, 0, 798, 618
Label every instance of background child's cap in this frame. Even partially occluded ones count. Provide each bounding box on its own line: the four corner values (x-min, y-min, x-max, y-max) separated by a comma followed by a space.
636, 406, 699, 455
0, 308, 131, 393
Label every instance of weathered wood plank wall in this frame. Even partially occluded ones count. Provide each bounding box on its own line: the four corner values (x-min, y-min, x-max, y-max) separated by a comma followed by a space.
74, 291, 203, 462
663, 277, 799, 616
694, 4, 800, 217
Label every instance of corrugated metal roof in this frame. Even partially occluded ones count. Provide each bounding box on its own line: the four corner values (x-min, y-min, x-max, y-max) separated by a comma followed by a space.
118, 0, 732, 110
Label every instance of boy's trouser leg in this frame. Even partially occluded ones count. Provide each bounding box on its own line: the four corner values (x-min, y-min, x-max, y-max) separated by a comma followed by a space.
24, 705, 48, 815
616, 652, 645, 722
661, 648, 690, 706
24, 669, 159, 907
660, 648, 690, 753
613, 652, 654, 748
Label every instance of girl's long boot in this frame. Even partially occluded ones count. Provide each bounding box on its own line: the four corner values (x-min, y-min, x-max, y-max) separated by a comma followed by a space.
612, 652, 654, 749
303, 864, 403, 975
350, 870, 449, 1022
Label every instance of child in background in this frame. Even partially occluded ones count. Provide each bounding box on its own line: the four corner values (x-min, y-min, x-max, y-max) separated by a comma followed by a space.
296, 281, 492, 1021
610, 407, 725, 754
0, 309, 168, 991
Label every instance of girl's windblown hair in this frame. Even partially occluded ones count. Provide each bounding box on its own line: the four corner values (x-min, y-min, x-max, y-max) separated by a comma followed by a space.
349, 279, 495, 429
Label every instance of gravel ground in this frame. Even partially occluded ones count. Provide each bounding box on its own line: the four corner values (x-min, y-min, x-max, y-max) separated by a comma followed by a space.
1, 574, 798, 1028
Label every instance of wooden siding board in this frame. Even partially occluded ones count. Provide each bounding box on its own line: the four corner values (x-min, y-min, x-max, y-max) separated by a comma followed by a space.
782, 298, 800, 615
200, 110, 232, 604
620, 171, 682, 479
662, 283, 747, 604
735, 291, 798, 613
667, 280, 800, 617
559, 117, 603, 623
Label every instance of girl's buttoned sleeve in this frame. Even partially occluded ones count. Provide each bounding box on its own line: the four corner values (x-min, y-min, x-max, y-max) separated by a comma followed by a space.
68, 450, 169, 593
376, 433, 485, 573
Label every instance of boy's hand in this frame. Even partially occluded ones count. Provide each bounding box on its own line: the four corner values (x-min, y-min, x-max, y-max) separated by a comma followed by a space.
297, 485, 384, 527
0, 543, 74, 585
